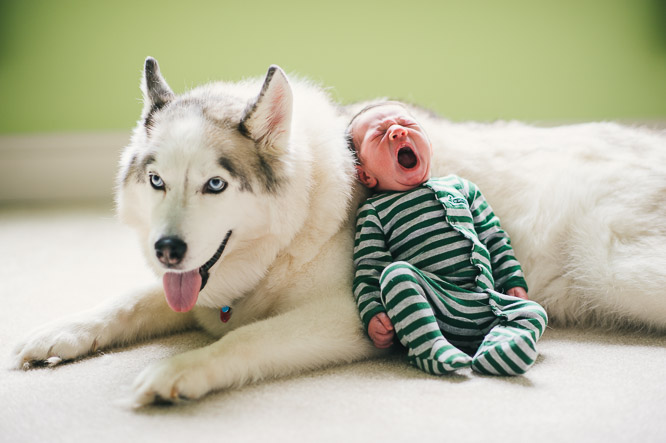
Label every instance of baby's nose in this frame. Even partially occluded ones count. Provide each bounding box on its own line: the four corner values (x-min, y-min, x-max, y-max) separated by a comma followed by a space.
389, 125, 407, 140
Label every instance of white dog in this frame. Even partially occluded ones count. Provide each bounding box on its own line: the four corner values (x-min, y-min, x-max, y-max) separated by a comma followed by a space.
12, 58, 666, 406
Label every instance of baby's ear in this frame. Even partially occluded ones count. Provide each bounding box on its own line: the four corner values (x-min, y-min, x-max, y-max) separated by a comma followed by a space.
355, 165, 377, 188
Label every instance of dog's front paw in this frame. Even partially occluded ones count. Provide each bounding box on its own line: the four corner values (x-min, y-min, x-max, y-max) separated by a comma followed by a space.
11, 317, 104, 370
131, 351, 213, 407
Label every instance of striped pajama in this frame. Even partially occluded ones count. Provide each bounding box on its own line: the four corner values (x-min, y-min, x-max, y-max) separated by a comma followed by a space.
353, 175, 548, 376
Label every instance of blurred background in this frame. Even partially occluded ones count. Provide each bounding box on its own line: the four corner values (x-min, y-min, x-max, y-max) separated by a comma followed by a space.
1, 0, 665, 204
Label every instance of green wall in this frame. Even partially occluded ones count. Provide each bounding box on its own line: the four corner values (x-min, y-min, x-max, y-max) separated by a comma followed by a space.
1, 0, 665, 134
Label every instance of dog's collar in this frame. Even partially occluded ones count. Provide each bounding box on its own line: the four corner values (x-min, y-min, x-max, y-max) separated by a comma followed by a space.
199, 230, 233, 291
220, 306, 232, 323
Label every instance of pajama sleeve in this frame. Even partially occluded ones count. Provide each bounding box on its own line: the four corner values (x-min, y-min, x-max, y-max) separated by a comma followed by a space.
464, 179, 528, 293
352, 201, 393, 332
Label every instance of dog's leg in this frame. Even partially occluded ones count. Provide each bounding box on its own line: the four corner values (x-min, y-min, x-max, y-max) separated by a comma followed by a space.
130, 294, 380, 406
11, 285, 195, 369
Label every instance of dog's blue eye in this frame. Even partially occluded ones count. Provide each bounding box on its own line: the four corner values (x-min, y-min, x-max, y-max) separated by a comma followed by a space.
149, 174, 165, 190
205, 177, 227, 194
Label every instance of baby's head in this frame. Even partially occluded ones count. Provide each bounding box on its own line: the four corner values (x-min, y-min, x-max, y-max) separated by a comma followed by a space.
346, 101, 432, 192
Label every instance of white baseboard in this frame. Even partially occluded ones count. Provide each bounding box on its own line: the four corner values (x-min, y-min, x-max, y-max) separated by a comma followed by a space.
0, 132, 130, 203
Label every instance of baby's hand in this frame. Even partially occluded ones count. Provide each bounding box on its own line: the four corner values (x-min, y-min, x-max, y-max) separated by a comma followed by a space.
368, 312, 395, 349
507, 287, 528, 300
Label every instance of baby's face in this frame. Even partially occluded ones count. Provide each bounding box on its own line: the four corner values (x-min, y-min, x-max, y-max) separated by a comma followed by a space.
352, 104, 432, 192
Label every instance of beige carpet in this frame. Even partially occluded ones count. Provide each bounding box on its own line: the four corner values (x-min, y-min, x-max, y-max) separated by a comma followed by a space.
2, 205, 665, 443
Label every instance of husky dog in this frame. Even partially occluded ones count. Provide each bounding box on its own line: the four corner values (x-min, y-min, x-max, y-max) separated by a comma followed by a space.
13, 58, 378, 406
12, 58, 666, 406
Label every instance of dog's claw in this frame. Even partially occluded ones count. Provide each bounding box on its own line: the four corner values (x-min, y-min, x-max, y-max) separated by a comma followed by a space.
130, 387, 191, 408
131, 391, 158, 409
17, 355, 69, 371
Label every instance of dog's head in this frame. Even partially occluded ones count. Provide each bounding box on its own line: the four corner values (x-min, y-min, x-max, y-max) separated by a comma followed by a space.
116, 57, 297, 312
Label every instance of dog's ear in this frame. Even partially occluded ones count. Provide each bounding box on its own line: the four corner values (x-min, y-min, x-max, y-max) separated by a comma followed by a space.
240, 65, 293, 155
141, 57, 175, 129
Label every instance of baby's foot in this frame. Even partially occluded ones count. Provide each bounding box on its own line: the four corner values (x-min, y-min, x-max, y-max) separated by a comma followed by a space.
432, 340, 472, 372
471, 328, 537, 376
409, 340, 472, 374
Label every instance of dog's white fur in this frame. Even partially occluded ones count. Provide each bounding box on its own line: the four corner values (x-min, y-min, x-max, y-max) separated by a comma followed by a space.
12, 59, 666, 406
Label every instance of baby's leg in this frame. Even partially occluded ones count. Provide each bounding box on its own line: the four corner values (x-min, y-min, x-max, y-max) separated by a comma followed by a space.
471, 293, 548, 375
380, 262, 471, 374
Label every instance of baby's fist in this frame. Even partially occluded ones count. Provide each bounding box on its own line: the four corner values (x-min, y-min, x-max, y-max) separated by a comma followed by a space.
507, 287, 528, 300
368, 313, 395, 349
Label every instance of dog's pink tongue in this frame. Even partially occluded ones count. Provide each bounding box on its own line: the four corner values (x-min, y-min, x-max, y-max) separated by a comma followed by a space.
163, 270, 201, 312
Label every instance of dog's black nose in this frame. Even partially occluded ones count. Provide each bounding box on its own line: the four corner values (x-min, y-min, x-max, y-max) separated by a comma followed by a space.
155, 236, 187, 266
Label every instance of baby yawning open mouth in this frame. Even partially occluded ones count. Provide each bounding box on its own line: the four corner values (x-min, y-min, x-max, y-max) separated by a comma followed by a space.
397, 145, 418, 169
